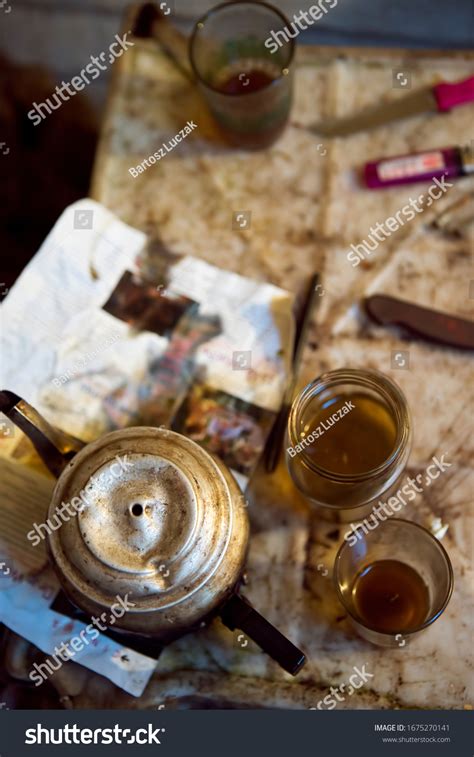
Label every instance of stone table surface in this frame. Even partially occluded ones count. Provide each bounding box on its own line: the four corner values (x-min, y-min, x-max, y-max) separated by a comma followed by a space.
84, 40, 474, 709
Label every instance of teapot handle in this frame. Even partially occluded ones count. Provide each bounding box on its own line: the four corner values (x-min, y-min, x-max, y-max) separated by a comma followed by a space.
220, 593, 306, 676
0, 390, 84, 477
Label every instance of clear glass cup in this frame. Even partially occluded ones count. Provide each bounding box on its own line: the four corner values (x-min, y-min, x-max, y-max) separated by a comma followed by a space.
189, 1, 295, 149
285, 369, 412, 522
334, 518, 454, 647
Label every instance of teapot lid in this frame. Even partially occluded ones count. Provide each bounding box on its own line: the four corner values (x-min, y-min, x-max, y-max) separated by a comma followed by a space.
47, 427, 248, 634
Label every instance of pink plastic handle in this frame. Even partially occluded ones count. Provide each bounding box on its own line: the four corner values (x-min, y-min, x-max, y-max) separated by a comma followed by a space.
433, 76, 474, 112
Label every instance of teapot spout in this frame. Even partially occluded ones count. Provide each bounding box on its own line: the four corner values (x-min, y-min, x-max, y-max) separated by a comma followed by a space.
0, 390, 84, 477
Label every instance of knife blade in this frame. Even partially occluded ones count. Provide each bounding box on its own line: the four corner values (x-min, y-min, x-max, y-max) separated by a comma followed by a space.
264, 273, 323, 473
309, 76, 474, 138
130, 2, 195, 82
364, 294, 474, 350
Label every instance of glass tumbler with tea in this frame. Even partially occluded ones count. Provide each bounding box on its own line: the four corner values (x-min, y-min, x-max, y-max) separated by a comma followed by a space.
285, 369, 412, 522
334, 518, 453, 646
189, 1, 295, 149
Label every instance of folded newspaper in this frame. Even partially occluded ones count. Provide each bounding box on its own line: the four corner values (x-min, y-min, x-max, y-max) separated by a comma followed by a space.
0, 199, 294, 696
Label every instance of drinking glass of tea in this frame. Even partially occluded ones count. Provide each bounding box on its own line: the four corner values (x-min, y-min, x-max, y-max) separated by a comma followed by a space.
189, 1, 295, 149
285, 369, 412, 522
334, 519, 453, 646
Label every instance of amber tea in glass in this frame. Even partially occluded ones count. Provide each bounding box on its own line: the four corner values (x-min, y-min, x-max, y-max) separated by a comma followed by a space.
301, 393, 397, 475
335, 519, 453, 646
286, 369, 412, 522
189, 2, 294, 149
351, 560, 430, 633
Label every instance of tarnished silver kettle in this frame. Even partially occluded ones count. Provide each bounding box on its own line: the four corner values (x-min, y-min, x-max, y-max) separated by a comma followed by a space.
0, 390, 306, 676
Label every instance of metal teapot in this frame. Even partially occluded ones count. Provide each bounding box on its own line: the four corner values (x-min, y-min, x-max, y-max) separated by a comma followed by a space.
0, 390, 306, 676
